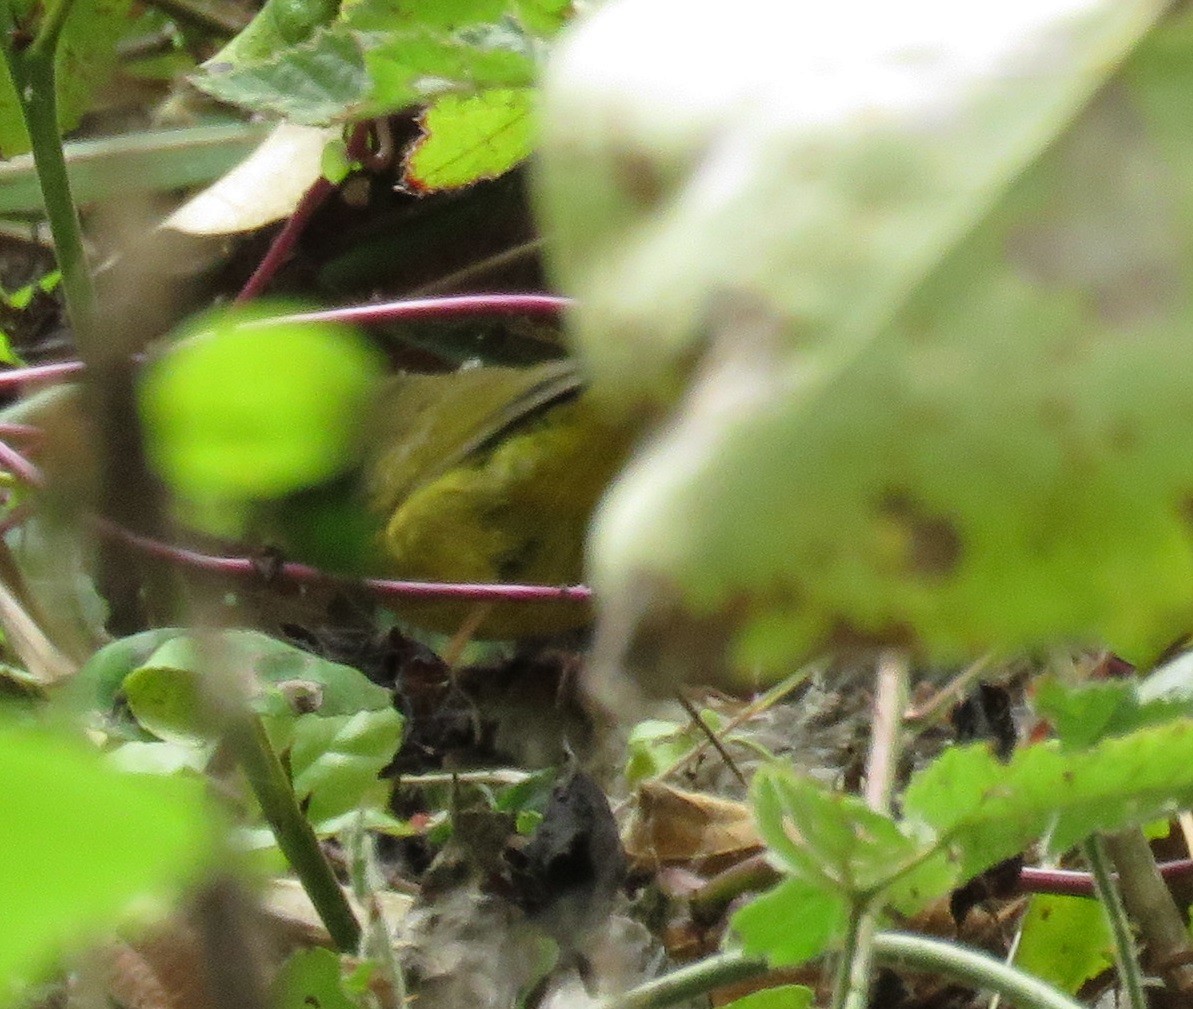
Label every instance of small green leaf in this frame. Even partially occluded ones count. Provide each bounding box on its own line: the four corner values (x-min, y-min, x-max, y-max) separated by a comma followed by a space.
68, 627, 187, 718
0, 726, 212, 987
513, 0, 572, 36
124, 664, 215, 746
273, 948, 357, 1009
1015, 894, 1113, 994
289, 708, 404, 822
403, 88, 535, 192
718, 985, 814, 1009
751, 765, 928, 896
139, 302, 384, 511
730, 877, 847, 967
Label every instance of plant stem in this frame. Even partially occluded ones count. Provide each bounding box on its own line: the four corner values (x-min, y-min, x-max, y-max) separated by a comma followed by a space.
602, 936, 1088, 1009
1103, 827, 1193, 994
225, 712, 361, 953
830, 649, 909, 1009
1082, 835, 1147, 1009
5, 0, 99, 357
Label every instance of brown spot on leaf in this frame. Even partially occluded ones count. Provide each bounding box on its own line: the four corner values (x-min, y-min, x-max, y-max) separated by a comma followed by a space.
878, 489, 964, 579
612, 149, 670, 209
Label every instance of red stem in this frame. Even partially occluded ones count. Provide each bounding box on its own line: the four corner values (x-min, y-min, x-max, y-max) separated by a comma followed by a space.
273, 293, 572, 327
234, 122, 373, 303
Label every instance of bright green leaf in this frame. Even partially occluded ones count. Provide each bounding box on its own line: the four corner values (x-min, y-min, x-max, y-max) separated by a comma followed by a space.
904, 721, 1193, 880
719, 985, 814, 1009
730, 877, 847, 967
1016, 894, 1113, 994
404, 88, 535, 192
289, 708, 404, 822
139, 303, 384, 510
0, 726, 212, 987
124, 663, 215, 746
1034, 676, 1189, 749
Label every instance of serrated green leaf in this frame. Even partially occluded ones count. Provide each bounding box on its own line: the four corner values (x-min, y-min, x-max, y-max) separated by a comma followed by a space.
289, 708, 404, 822
194, 25, 369, 124
904, 721, 1193, 879
730, 877, 847, 967
210, 0, 339, 64
0, 0, 134, 157
404, 88, 534, 191
751, 765, 929, 896
139, 302, 384, 513
1016, 894, 1113, 994
0, 726, 212, 987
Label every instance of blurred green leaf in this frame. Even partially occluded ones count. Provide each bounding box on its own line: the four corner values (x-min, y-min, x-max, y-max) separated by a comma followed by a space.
541, 0, 1193, 682
273, 948, 357, 1009
0, 0, 134, 157
752, 765, 930, 896
1034, 675, 1189, 749
117, 630, 393, 747
0, 726, 212, 987
139, 303, 384, 514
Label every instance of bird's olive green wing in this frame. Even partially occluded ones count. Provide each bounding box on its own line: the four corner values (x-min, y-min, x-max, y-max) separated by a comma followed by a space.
363, 359, 583, 519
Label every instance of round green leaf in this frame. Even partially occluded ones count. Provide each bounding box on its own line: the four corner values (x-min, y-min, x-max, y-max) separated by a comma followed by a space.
139, 303, 384, 505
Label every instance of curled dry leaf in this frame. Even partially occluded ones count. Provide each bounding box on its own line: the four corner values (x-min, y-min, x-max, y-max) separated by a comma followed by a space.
623, 781, 763, 874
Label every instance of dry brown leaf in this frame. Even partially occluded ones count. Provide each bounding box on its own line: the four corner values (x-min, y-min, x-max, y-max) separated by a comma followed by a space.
623, 781, 763, 873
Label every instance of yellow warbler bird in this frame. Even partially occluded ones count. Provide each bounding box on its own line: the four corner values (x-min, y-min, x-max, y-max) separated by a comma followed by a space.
264, 359, 638, 637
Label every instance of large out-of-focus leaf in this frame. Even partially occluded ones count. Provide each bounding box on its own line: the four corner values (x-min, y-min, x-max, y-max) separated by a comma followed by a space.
138, 303, 384, 527
535, 0, 1193, 690
0, 726, 212, 988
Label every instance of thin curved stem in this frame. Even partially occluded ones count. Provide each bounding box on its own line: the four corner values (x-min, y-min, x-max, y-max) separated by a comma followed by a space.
1082, 835, 1147, 1009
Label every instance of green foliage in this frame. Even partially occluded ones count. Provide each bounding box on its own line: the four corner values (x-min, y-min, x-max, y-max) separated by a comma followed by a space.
403, 88, 535, 192
192, 0, 564, 189
718, 984, 814, 1009
538, 0, 1193, 683
736, 716, 1193, 969
138, 303, 384, 532
731, 876, 848, 966
1015, 894, 1114, 995
273, 948, 359, 1009
289, 708, 404, 823
624, 712, 719, 785
0, 725, 212, 988
0, 0, 134, 157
